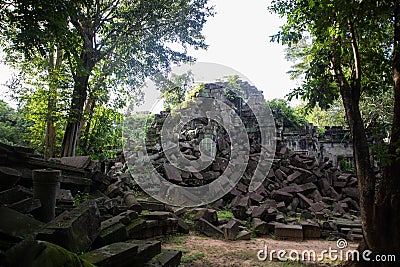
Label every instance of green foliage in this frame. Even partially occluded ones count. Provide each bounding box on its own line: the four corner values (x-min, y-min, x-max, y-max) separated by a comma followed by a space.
217, 209, 234, 219
267, 99, 308, 128
154, 70, 194, 110
79, 106, 123, 160
295, 100, 346, 131
0, 100, 28, 146
269, 0, 393, 109
1, 0, 214, 156
73, 191, 89, 206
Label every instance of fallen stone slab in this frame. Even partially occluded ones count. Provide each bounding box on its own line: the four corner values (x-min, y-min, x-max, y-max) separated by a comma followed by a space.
60, 156, 91, 169
223, 219, 241, 240
275, 224, 303, 240
37, 199, 101, 253
145, 249, 182, 267
7, 197, 41, 214
163, 163, 182, 183
124, 191, 143, 213
94, 222, 128, 248
301, 222, 321, 239
126, 218, 147, 238
81, 240, 162, 267
236, 230, 251, 240
192, 208, 218, 224
0, 185, 33, 205
80, 241, 139, 267
252, 218, 274, 236
143, 211, 173, 221
0, 167, 22, 190
6, 240, 95, 267
195, 218, 224, 238
270, 190, 293, 204
0, 206, 44, 248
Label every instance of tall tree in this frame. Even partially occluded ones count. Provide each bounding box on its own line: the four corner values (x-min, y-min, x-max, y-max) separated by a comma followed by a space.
2, 0, 213, 156
270, 0, 399, 263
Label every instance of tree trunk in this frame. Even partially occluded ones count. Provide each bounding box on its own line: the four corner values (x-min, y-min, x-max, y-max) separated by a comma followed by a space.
373, 1, 400, 259
61, 75, 89, 157
44, 47, 63, 160
80, 97, 96, 150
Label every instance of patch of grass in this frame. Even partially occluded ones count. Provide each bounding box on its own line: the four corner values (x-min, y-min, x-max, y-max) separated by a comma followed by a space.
181, 252, 205, 263
161, 233, 188, 245
217, 209, 234, 219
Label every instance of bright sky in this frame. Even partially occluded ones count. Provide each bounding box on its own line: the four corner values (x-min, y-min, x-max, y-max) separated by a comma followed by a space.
0, 0, 296, 106
189, 0, 297, 101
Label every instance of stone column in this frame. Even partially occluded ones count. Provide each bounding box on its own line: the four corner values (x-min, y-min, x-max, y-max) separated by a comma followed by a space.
32, 169, 61, 222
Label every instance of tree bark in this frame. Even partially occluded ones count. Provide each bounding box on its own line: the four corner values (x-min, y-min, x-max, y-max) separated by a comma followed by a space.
61, 74, 90, 157
61, 17, 100, 157
44, 47, 63, 159
373, 0, 400, 259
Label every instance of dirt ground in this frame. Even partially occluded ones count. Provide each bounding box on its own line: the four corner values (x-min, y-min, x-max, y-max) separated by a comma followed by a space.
161, 233, 359, 267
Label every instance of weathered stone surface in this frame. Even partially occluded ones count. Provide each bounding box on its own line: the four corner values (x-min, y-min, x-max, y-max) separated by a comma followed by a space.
0, 167, 21, 190
37, 199, 101, 253
94, 222, 128, 248
195, 218, 224, 238
270, 190, 293, 204
252, 218, 273, 235
236, 230, 251, 240
6, 240, 95, 267
0, 185, 32, 204
81, 241, 141, 267
60, 156, 91, 169
0, 206, 44, 246
223, 219, 240, 240
123, 191, 142, 213
275, 224, 303, 240
145, 249, 182, 267
192, 208, 218, 224
301, 222, 321, 239
163, 163, 182, 183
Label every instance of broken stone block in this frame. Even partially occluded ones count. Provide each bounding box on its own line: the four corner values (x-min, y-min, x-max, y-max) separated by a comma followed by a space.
81, 240, 160, 267
138, 200, 167, 211
192, 208, 218, 224
252, 218, 274, 235
223, 219, 240, 240
37, 199, 101, 253
342, 187, 359, 199
270, 190, 293, 204
123, 191, 143, 213
126, 218, 147, 238
232, 196, 249, 220
236, 230, 251, 240
7, 197, 41, 214
105, 182, 122, 198
143, 211, 173, 221
275, 224, 303, 240
0, 167, 22, 190
145, 249, 182, 267
94, 222, 128, 248
249, 192, 264, 204
195, 218, 224, 238
296, 193, 313, 208
6, 240, 94, 267
60, 156, 91, 169
297, 182, 317, 195
287, 171, 302, 183
163, 163, 182, 183
301, 222, 321, 239
0, 185, 33, 205
0, 206, 44, 250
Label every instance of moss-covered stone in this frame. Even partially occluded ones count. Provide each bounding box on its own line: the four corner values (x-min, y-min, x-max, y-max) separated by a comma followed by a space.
6, 240, 95, 267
